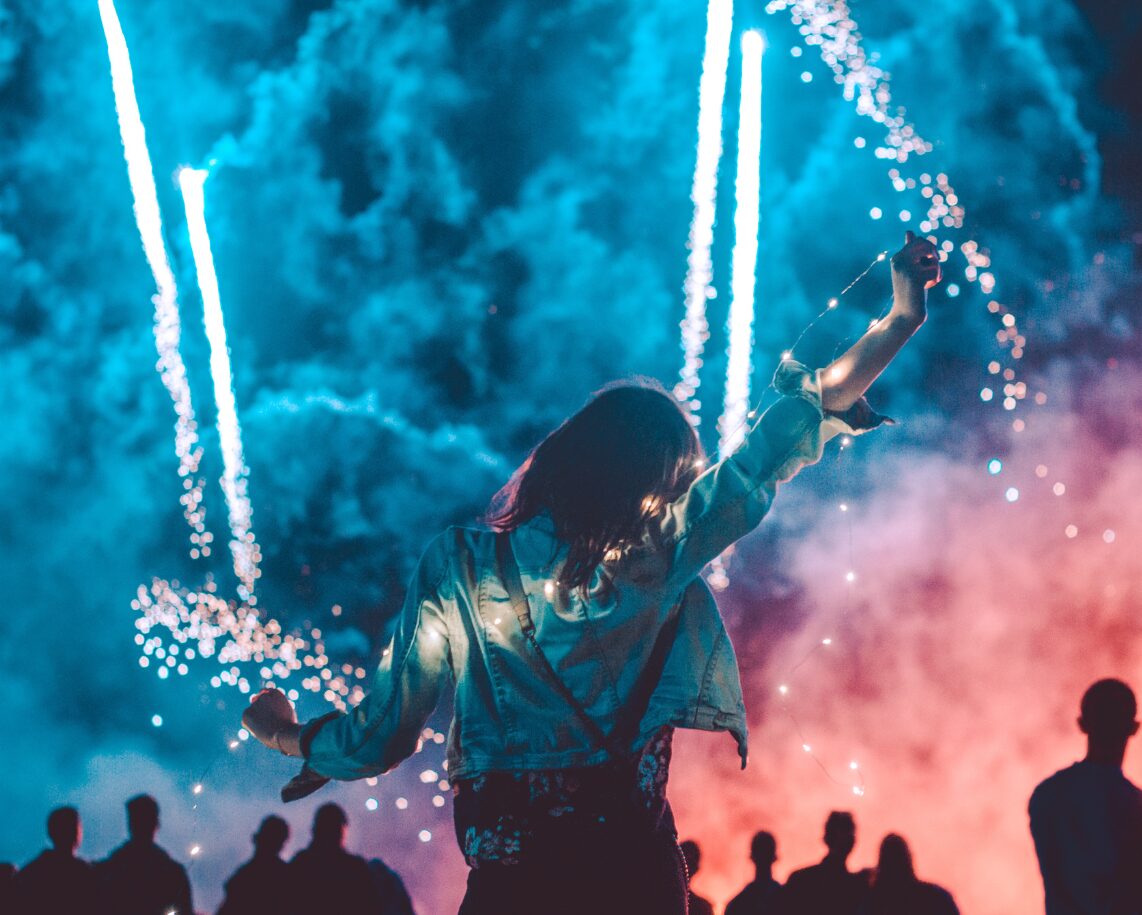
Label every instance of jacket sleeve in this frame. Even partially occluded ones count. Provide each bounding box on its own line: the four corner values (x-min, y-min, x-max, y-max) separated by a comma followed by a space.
653, 360, 887, 593
298, 532, 454, 781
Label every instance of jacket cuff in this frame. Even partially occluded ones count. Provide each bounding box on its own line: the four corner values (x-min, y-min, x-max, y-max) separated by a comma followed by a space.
773, 358, 894, 434
278, 711, 342, 802
300, 711, 342, 759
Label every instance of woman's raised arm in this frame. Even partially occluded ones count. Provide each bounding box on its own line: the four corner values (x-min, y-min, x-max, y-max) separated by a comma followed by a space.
819, 231, 940, 412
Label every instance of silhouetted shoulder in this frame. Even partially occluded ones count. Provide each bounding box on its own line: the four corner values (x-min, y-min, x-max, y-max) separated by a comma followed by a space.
1030, 763, 1078, 805
783, 863, 818, 886
917, 881, 959, 915
368, 858, 416, 915
13, 851, 103, 914
1030, 761, 1142, 816
725, 878, 782, 915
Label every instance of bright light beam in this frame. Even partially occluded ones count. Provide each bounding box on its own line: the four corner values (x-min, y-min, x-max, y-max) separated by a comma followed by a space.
97, 0, 208, 550
718, 30, 764, 455
674, 0, 735, 422
179, 168, 260, 600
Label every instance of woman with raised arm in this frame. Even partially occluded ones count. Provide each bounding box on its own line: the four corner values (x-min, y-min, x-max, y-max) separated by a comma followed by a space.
244, 232, 940, 914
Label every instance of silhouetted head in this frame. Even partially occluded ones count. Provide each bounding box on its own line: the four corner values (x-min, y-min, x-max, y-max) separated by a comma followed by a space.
874, 834, 915, 887
680, 839, 701, 877
126, 794, 160, 842
823, 811, 856, 859
486, 379, 704, 590
253, 815, 290, 857
750, 830, 777, 867
312, 803, 348, 848
47, 806, 81, 854
1079, 679, 1138, 745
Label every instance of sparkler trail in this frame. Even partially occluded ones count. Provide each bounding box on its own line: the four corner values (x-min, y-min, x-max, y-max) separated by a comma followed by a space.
178, 168, 261, 600
717, 30, 764, 456
763, 0, 1028, 427
674, 0, 735, 421
97, 0, 208, 552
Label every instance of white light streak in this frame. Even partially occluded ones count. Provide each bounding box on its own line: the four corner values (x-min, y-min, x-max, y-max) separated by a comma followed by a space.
103, 1, 361, 714
179, 168, 260, 599
718, 30, 765, 454
675, 0, 735, 419
97, 0, 207, 548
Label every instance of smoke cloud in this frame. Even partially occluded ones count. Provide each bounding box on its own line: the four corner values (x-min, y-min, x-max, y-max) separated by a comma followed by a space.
1, 0, 1137, 911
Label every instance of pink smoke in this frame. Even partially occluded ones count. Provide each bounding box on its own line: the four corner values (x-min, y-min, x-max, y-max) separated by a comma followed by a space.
670, 359, 1142, 914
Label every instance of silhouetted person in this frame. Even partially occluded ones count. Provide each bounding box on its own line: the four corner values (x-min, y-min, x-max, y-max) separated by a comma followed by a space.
858, 834, 958, 915
287, 804, 382, 915
367, 858, 416, 915
1029, 678, 1142, 915
726, 831, 782, 915
13, 806, 105, 914
781, 811, 866, 915
217, 815, 292, 915
101, 794, 194, 915
680, 840, 714, 915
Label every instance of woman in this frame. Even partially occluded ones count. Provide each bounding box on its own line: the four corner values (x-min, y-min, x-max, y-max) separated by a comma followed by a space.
244, 232, 940, 913
860, 834, 960, 915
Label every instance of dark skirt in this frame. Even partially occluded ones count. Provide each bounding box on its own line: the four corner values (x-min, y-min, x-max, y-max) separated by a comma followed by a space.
454, 730, 687, 914
457, 800, 688, 915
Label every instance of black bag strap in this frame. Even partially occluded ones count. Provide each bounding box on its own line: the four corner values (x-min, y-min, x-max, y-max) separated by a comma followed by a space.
495, 532, 681, 761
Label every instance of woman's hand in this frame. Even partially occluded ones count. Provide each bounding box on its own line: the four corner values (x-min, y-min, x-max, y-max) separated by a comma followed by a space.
242, 688, 303, 757
819, 231, 935, 412
890, 230, 941, 325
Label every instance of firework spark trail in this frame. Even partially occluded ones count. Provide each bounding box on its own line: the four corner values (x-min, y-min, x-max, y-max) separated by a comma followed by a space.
97, 0, 208, 551
674, 0, 735, 421
717, 30, 765, 456
762, 0, 1029, 414
178, 169, 261, 599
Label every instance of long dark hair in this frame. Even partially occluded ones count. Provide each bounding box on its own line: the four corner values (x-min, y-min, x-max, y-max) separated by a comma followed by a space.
486, 378, 705, 590
871, 833, 916, 890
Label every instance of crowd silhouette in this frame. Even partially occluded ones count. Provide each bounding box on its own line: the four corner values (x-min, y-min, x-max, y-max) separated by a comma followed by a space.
4, 797, 413, 915
682, 814, 958, 915
4, 678, 1141, 913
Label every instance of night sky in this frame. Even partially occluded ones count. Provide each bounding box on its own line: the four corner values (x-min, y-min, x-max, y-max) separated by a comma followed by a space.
2, 1, 1140, 912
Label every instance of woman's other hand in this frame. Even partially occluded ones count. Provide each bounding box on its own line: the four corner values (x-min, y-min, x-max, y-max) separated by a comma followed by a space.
243, 688, 303, 756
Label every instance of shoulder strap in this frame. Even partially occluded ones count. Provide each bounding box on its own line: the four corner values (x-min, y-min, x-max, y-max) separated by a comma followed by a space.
495, 532, 680, 760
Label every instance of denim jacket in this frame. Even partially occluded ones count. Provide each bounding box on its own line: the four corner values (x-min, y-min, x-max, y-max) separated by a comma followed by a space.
299, 362, 877, 783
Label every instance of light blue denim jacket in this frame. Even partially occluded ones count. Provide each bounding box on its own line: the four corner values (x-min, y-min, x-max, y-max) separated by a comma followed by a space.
301, 363, 876, 783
